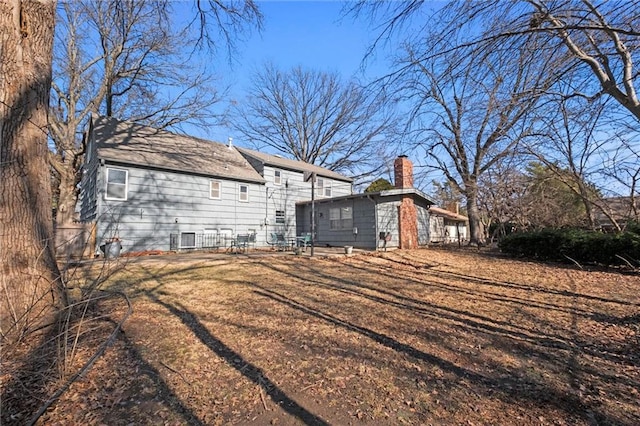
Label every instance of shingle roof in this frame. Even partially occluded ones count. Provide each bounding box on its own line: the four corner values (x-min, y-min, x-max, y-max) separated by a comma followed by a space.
236, 147, 353, 183
91, 116, 265, 183
296, 187, 436, 206
428, 206, 468, 222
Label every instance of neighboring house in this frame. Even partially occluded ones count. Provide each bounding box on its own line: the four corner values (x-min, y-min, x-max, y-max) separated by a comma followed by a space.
296, 156, 436, 250
593, 196, 639, 231
236, 147, 353, 241
428, 205, 468, 244
79, 115, 353, 253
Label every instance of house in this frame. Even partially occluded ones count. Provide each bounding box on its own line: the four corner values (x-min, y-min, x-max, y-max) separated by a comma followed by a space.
295, 156, 436, 249
593, 196, 639, 231
236, 147, 353, 236
79, 115, 352, 253
428, 204, 468, 244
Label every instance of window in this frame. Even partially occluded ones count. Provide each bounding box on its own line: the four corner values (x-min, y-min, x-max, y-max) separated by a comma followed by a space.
105, 168, 128, 200
180, 232, 196, 249
329, 207, 353, 230
210, 180, 221, 199
316, 177, 324, 196
316, 177, 332, 197
275, 209, 285, 224
274, 169, 282, 185
239, 184, 249, 202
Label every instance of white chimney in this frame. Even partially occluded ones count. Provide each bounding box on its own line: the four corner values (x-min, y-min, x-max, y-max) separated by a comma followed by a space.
228, 137, 233, 149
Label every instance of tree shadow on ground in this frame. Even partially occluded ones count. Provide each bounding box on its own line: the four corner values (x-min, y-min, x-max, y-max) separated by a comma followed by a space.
144, 290, 329, 426
251, 257, 635, 425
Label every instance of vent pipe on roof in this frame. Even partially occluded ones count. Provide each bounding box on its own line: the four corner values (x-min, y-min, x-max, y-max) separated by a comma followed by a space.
228, 137, 233, 149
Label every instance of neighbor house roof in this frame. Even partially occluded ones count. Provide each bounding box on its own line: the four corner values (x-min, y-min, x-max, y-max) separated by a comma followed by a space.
91, 115, 265, 184
236, 147, 353, 183
428, 206, 468, 222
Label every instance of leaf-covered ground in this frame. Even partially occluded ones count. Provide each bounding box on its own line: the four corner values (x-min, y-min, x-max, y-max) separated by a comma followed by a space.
9, 248, 640, 425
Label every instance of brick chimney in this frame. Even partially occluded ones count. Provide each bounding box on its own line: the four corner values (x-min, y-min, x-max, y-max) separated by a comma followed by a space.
394, 156, 418, 249
394, 155, 413, 189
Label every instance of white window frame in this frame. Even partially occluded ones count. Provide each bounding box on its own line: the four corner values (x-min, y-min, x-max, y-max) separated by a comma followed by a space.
315, 177, 324, 196
105, 168, 128, 201
329, 207, 353, 230
209, 180, 221, 199
324, 181, 332, 197
239, 184, 249, 202
274, 169, 282, 185
275, 209, 285, 224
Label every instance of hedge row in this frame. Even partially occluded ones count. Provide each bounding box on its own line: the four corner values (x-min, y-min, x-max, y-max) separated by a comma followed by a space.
498, 227, 640, 266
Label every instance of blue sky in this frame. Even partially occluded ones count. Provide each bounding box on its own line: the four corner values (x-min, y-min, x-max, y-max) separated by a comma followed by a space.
192, 1, 392, 142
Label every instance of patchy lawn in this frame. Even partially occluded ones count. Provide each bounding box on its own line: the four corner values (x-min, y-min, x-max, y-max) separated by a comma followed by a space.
18, 249, 640, 424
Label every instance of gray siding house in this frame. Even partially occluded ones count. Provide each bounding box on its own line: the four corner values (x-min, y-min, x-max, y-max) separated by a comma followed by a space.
429, 206, 468, 244
237, 147, 353, 241
296, 156, 435, 250
79, 116, 353, 254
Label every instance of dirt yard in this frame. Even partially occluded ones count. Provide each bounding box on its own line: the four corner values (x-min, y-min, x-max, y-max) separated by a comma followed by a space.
9, 248, 640, 425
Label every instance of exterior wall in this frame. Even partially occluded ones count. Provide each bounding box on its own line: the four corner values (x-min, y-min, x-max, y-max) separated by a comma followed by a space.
262, 164, 352, 240
79, 131, 99, 222
296, 197, 377, 249
376, 201, 400, 249
94, 163, 267, 253
429, 217, 468, 243
296, 194, 431, 250
417, 204, 430, 246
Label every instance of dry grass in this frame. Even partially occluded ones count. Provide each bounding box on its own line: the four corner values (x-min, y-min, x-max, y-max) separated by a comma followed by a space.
29, 248, 640, 425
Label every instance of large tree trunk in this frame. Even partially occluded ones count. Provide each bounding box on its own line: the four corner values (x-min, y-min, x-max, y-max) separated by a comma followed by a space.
465, 190, 485, 246
0, 0, 64, 345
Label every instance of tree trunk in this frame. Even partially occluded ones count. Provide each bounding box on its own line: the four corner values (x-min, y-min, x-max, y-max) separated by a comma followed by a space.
0, 0, 64, 344
54, 161, 79, 225
465, 191, 485, 246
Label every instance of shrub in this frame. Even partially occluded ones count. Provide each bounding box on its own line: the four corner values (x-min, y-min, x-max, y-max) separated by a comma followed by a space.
498, 228, 640, 266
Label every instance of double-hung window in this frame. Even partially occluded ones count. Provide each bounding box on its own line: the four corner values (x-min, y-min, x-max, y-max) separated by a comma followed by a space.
274, 169, 282, 185
210, 180, 221, 199
329, 207, 353, 230
316, 177, 332, 197
105, 168, 128, 200
239, 184, 249, 202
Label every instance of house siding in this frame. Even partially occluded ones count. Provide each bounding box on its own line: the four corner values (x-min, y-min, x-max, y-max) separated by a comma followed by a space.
94, 163, 267, 252
297, 194, 431, 250
260, 164, 353, 239
79, 131, 99, 222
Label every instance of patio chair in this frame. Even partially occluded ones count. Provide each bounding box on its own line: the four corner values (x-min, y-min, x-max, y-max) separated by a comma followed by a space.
296, 233, 312, 251
235, 234, 250, 253
267, 232, 287, 251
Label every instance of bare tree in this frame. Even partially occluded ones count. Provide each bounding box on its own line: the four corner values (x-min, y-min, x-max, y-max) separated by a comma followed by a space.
1, 0, 261, 346
476, 159, 532, 240
351, 0, 640, 121
231, 64, 398, 177
1, 0, 65, 345
350, 0, 640, 238
49, 0, 249, 224
525, 84, 612, 229
399, 40, 559, 244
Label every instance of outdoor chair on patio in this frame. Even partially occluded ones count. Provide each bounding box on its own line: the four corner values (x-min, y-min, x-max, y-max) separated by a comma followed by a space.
296, 233, 312, 251
235, 234, 250, 253
267, 232, 288, 251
